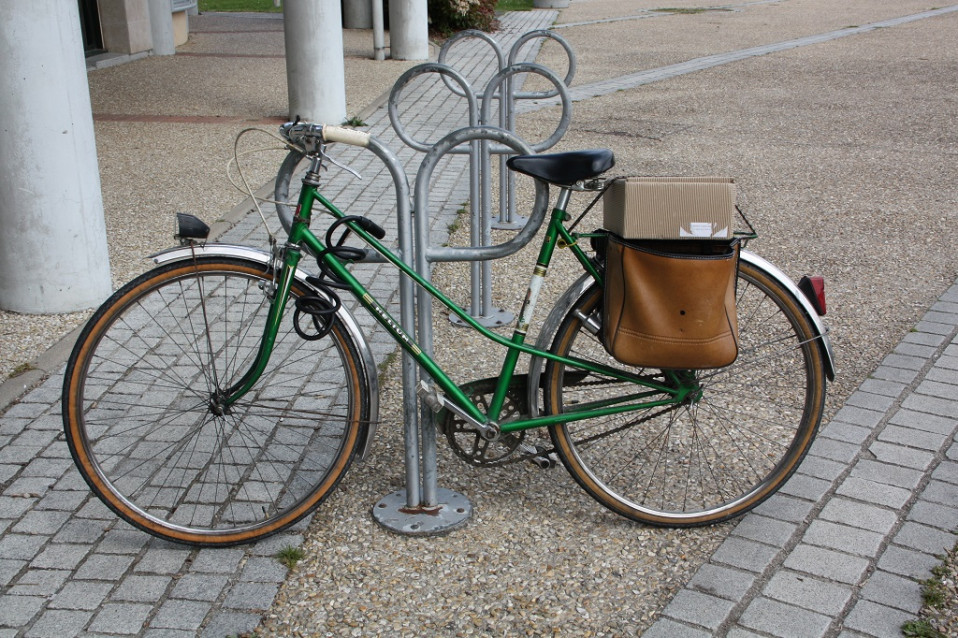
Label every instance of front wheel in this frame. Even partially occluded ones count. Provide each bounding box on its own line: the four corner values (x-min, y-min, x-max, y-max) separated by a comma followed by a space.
543, 260, 827, 526
61, 257, 371, 546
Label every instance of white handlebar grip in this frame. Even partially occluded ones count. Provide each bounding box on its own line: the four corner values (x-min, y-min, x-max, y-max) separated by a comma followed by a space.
322, 125, 371, 147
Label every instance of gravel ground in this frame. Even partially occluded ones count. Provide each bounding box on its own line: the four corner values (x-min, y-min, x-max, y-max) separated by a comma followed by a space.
261, 4, 958, 635
259, 165, 733, 635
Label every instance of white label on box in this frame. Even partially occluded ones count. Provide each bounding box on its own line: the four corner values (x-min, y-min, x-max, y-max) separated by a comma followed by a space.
677, 223, 730, 238
681, 222, 728, 238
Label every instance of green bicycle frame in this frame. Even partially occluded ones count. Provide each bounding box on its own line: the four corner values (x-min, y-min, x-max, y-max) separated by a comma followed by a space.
223, 173, 691, 434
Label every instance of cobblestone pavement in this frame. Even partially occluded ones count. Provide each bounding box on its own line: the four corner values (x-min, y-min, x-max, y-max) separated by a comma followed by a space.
645, 287, 958, 636
2, 3, 958, 637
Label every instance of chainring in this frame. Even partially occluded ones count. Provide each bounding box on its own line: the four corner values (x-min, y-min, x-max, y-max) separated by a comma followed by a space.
439, 376, 541, 467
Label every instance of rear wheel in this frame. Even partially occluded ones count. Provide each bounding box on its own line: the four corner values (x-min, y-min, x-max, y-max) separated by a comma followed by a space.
62, 257, 371, 546
543, 260, 827, 526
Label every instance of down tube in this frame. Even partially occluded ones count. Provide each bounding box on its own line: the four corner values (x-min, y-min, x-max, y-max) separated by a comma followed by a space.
298, 231, 489, 426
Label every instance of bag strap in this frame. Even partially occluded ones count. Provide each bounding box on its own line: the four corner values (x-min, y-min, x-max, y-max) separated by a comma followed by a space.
567, 178, 619, 233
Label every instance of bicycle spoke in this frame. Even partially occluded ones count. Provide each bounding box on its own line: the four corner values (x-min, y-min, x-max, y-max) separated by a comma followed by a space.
545, 262, 825, 526
63, 259, 369, 545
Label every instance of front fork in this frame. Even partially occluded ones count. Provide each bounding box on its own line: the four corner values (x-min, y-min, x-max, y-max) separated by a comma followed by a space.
219, 158, 327, 408
218, 242, 304, 409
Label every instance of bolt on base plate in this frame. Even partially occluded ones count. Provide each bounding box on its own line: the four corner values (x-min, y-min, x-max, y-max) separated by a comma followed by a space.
491, 214, 528, 230
372, 488, 472, 536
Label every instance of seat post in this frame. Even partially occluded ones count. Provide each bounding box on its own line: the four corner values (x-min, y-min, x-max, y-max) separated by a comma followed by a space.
555, 185, 573, 213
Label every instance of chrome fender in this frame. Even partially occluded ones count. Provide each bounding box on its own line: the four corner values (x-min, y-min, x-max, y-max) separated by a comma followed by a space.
527, 250, 836, 415
741, 251, 836, 380
150, 244, 381, 460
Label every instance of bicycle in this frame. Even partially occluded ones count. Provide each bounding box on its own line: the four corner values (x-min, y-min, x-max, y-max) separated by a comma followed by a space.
61, 122, 835, 546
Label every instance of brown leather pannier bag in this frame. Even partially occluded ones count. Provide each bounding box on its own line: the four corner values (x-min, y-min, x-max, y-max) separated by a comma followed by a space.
602, 234, 740, 369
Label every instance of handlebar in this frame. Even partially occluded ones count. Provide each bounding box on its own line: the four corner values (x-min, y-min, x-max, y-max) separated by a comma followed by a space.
280, 121, 371, 150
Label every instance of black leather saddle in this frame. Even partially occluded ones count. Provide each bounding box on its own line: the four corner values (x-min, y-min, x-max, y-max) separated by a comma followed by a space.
506, 149, 615, 186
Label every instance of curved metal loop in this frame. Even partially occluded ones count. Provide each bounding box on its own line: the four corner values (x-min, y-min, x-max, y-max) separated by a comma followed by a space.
388, 63, 479, 153
507, 29, 576, 99
480, 63, 572, 153
274, 137, 413, 263
437, 30, 506, 100
414, 126, 551, 264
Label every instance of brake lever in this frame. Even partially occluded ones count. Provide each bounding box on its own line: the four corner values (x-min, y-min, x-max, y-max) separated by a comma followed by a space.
321, 150, 363, 180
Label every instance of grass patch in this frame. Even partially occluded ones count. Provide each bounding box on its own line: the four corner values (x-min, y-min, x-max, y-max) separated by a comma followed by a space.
10, 363, 36, 378
921, 565, 949, 607
198, 0, 281, 13
497, 0, 534, 11
902, 619, 946, 638
200, 0, 534, 16
376, 349, 400, 387
275, 545, 305, 569
445, 202, 470, 242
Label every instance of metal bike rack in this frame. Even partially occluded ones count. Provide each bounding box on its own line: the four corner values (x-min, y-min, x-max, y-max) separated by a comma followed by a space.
273, 122, 551, 538
371, 28, 575, 535
499, 30, 576, 228
388, 29, 575, 327
275, 140, 429, 526
439, 29, 576, 229
372, 126, 551, 536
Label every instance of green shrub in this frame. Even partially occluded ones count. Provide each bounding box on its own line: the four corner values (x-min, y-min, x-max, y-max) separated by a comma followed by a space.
429, 0, 499, 35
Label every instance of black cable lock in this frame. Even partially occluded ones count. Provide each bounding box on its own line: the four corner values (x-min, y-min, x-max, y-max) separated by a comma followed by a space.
293, 292, 341, 340
293, 215, 386, 341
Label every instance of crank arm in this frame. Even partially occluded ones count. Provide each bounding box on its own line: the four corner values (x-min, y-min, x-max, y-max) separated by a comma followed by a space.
418, 381, 500, 441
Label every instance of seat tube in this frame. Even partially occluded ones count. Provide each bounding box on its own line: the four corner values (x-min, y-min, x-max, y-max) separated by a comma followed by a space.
519, 187, 572, 329
489, 187, 572, 417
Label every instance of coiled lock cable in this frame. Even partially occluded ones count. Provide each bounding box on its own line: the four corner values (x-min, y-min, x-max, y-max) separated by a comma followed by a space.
292, 215, 386, 341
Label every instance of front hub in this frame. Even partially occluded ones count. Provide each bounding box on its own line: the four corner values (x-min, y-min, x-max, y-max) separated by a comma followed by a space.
208, 390, 232, 417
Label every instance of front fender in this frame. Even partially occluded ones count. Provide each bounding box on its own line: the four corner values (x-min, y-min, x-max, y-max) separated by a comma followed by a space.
150, 244, 381, 460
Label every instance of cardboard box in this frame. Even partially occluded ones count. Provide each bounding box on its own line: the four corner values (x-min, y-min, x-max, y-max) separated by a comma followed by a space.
603, 176, 735, 239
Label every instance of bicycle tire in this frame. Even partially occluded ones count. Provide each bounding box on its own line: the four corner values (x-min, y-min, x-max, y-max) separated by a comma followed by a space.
62, 257, 371, 546
543, 260, 827, 526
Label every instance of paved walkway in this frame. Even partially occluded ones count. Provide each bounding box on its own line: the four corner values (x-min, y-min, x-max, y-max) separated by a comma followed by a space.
647, 291, 958, 636
2, 5, 957, 638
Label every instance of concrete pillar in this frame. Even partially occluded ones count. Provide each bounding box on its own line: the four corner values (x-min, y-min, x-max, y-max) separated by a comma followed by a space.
284, 0, 347, 123
99, 0, 153, 55
372, 0, 386, 61
0, 0, 113, 313
389, 0, 429, 60
343, 0, 372, 29
148, 0, 175, 55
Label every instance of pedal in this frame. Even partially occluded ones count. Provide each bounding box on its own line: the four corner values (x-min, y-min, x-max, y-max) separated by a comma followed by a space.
520, 444, 557, 470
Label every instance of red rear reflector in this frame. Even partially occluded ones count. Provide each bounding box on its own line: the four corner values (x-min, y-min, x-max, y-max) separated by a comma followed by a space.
798, 276, 826, 316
